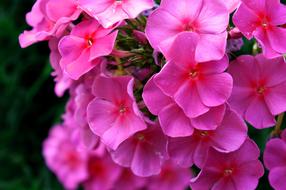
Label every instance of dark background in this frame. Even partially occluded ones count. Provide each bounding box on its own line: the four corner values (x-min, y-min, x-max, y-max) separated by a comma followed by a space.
0, 0, 285, 189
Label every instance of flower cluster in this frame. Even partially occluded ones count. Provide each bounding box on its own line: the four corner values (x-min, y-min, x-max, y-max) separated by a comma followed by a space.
20, 0, 286, 189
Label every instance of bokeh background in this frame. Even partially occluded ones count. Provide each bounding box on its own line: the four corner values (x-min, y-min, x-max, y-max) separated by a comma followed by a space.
0, 0, 285, 189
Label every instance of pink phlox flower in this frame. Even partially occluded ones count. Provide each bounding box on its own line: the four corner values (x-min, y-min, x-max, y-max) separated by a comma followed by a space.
43, 125, 89, 190
228, 54, 286, 129
190, 139, 264, 190
19, 0, 81, 48
87, 74, 147, 150
153, 32, 233, 119
59, 19, 118, 79
233, 0, 286, 58
145, 0, 229, 62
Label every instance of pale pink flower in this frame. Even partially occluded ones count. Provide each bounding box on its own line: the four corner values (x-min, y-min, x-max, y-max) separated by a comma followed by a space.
228, 54, 286, 129
79, 0, 154, 28
264, 130, 286, 190
233, 0, 286, 58
143, 76, 227, 137
190, 139, 264, 190
168, 107, 247, 168
154, 32, 232, 118
110, 121, 168, 177
83, 153, 121, 190
221, 0, 241, 13
147, 161, 192, 190
87, 75, 147, 150
19, 0, 81, 48
146, 0, 229, 62
43, 125, 88, 190
58, 20, 118, 79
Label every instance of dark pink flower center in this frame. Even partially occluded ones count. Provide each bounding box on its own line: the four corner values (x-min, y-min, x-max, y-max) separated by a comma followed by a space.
189, 70, 198, 79
256, 86, 265, 95
87, 37, 94, 47
181, 18, 196, 32
223, 168, 233, 177
199, 131, 208, 137
119, 105, 128, 114
136, 133, 145, 141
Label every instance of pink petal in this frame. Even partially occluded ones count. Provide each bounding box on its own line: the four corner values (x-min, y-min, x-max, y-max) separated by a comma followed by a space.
264, 139, 286, 169
196, 0, 229, 34
87, 98, 117, 136
199, 55, 229, 75
160, 0, 203, 21
70, 20, 100, 38
145, 9, 182, 51
142, 77, 173, 115
159, 103, 194, 137
241, 0, 265, 13
174, 82, 209, 118
191, 104, 226, 130
266, 0, 286, 25
190, 170, 221, 190
269, 166, 286, 190
264, 82, 286, 115
267, 27, 286, 55
168, 137, 197, 168
212, 178, 236, 190
196, 73, 233, 107
245, 96, 276, 129
122, 0, 154, 18
210, 108, 248, 153
195, 32, 227, 62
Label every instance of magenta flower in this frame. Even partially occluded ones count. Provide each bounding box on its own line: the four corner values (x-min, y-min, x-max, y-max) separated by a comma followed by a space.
43, 125, 88, 190
110, 121, 168, 177
19, 0, 81, 48
233, 0, 286, 58
58, 20, 118, 79
87, 75, 147, 150
154, 33, 233, 118
143, 76, 227, 137
190, 139, 264, 190
145, 0, 229, 62
168, 107, 247, 168
228, 54, 286, 129
264, 130, 286, 190
147, 161, 192, 190
79, 0, 154, 28
83, 153, 121, 190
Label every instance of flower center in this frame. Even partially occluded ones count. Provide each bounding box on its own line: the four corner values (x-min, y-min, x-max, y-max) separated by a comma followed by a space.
87, 37, 94, 47
223, 168, 233, 176
189, 70, 198, 79
256, 86, 265, 95
260, 16, 270, 29
200, 131, 208, 137
136, 133, 145, 141
119, 105, 127, 114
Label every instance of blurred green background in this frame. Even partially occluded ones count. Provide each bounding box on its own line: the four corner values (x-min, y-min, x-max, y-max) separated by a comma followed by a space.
0, 0, 285, 190
0, 0, 66, 189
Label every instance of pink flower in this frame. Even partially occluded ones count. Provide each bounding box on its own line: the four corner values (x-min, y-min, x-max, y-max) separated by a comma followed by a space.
264, 130, 286, 190
19, 0, 81, 48
43, 125, 88, 190
233, 0, 286, 58
87, 75, 147, 150
58, 20, 118, 79
145, 0, 229, 62
143, 76, 227, 137
168, 107, 247, 168
190, 139, 264, 190
147, 161, 192, 190
228, 54, 286, 129
83, 153, 121, 190
110, 121, 168, 177
49, 38, 73, 97
79, 0, 154, 28
113, 169, 147, 190
154, 32, 233, 118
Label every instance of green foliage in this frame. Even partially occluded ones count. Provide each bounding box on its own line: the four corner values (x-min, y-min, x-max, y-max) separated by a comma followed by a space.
0, 0, 66, 189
